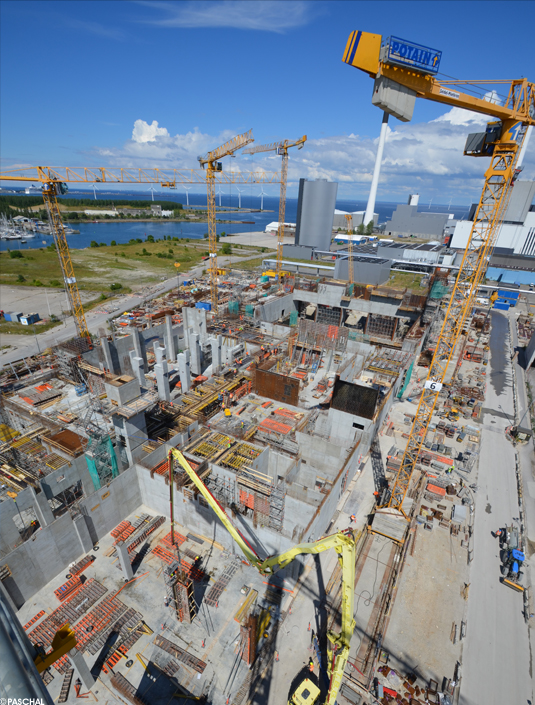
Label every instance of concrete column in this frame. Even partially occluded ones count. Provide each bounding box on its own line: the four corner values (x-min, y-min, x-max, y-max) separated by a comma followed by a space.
155, 360, 171, 402
129, 350, 146, 387
209, 335, 222, 375
121, 411, 148, 465
182, 308, 190, 350
116, 540, 133, 580
177, 351, 191, 393
190, 333, 201, 377
31, 488, 54, 527
0, 579, 18, 615
165, 315, 176, 362
154, 342, 165, 365
73, 515, 93, 554
100, 336, 114, 374
69, 648, 95, 691
132, 329, 148, 372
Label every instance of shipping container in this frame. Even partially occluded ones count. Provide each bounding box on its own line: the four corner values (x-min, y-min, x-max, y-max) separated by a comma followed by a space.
20, 313, 40, 325
493, 302, 510, 311
195, 302, 212, 311
498, 289, 520, 300
4, 312, 22, 322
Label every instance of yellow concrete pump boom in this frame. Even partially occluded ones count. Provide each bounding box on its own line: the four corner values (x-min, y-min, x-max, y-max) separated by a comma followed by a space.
343, 31, 535, 515
170, 448, 356, 705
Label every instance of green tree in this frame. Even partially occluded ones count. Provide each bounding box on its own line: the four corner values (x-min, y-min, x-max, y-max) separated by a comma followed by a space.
366, 220, 374, 235
17, 274, 25, 282
357, 223, 365, 235
221, 243, 232, 255
111, 240, 116, 246
9, 250, 23, 259
146, 234, 155, 243
90, 241, 98, 248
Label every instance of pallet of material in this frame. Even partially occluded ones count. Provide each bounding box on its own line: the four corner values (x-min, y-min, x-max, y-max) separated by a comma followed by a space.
70, 555, 95, 577
54, 576, 82, 602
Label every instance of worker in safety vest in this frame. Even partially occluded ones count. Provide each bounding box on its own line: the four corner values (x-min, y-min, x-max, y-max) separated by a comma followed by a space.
308, 658, 314, 672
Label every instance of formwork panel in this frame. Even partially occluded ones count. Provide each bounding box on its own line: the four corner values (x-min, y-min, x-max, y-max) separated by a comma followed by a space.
331, 378, 379, 420
253, 369, 299, 407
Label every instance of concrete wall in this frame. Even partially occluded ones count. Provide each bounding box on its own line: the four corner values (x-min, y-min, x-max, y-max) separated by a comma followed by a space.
334, 257, 391, 285
135, 463, 303, 582
0, 467, 141, 607
255, 294, 295, 323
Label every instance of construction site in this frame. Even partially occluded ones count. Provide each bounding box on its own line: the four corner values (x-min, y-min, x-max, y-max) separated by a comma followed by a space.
1, 26, 535, 705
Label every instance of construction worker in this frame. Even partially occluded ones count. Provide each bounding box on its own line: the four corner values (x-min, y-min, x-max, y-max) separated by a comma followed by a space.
350, 515, 356, 523
308, 658, 314, 672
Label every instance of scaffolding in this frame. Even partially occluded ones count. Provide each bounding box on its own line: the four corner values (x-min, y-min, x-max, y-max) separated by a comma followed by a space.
269, 484, 286, 531
84, 431, 119, 490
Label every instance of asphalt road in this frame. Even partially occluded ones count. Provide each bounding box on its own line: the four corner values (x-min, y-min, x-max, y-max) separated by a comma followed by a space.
461, 311, 533, 705
0, 251, 273, 367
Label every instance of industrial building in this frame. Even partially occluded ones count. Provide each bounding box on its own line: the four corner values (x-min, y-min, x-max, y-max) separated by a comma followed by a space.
294, 178, 338, 250
382, 194, 454, 240
333, 209, 379, 230
450, 180, 535, 255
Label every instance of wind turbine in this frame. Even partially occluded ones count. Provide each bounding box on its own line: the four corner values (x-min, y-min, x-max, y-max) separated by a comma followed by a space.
236, 187, 244, 210
217, 187, 223, 208
149, 186, 156, 202
259, 187, 267, 211
184, 186, 192, 207
92, 184, 99, 200
447, 197, 453, 211
428, 198, 433, 210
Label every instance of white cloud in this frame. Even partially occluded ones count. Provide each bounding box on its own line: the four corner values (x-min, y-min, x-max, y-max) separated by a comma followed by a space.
132, 120, 170, 143
94, 110, 535, 202
134, 0, 315, 33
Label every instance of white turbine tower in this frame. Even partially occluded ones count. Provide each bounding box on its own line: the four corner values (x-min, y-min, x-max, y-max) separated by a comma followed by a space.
236, 187, 243, 210
259, 187, 266, 211
92, 184, 99, 200
184, 186, 192, 207
149, 186, 156, 202
217, 187, 223, 208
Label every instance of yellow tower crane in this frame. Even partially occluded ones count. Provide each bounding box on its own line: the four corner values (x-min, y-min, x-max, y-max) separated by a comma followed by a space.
243, 136, 307, 286
343, 31, 535, 514
0, 163, 280, 334
197, 130, 255, 313
344, 213, 354, 286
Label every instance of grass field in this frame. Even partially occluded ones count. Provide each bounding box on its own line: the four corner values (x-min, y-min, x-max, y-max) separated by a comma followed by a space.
0, 240, 231, 292
385, 271, 425, 290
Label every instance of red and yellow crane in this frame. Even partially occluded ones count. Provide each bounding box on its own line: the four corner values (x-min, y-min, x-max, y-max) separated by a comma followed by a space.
243, 136, 307, 285
343, 31, 535, 514
0, 161, 280, 331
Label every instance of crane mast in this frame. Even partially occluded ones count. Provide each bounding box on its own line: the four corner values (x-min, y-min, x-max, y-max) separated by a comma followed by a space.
243, 136, 306, 286
198, 130, 255, 313
42, 182, 90, 339
343, 31, 535, 514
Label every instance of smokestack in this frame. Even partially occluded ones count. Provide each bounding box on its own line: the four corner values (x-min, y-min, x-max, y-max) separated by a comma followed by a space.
363, 111, 389, 226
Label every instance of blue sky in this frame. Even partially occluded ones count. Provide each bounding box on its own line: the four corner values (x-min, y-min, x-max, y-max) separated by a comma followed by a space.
1, 0, 534, 203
